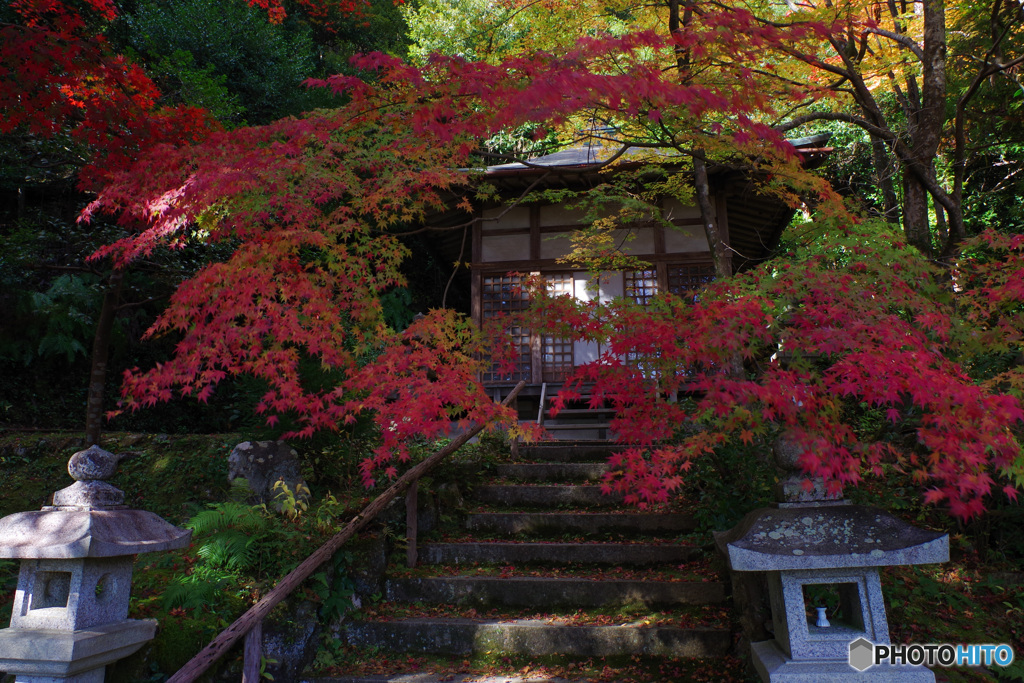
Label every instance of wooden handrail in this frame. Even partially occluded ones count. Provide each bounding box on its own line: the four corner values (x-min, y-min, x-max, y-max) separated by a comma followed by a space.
167, 380, 527, 683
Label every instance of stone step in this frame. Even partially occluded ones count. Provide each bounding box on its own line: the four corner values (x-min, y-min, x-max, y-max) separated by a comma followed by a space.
418, 542, 700, 566
385, 576, 727, 608
305, 676, 570, 683
346, 618, 731, 658
494, 463, 607, 481
466, 511, 697, 536
471, 485, 622, 507
517, 443, 630, 463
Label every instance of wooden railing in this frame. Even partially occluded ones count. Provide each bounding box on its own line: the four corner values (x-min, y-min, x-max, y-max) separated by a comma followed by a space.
167, 380, 526, 683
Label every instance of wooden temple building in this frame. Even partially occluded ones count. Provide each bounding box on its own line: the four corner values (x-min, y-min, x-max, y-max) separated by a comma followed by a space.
429, 135, 830, 434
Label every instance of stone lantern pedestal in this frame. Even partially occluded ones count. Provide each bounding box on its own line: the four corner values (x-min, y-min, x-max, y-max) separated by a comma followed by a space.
0, 446, 191, 682
715, 435, 949, 682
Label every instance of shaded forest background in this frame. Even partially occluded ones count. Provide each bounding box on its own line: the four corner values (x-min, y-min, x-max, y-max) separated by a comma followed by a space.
2, 0, 1023, 442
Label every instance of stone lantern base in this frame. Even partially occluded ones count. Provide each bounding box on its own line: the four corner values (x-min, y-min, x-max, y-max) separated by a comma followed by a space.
752, 640, 937, 682
0, 619, 156, 683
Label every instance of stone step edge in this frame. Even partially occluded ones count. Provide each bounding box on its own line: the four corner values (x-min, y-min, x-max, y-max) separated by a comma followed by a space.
418, 542, 701, 566
303, 676, 573, 683
494, 463, 610, 480
385, 575, 728, 607
464, 511, 697, 534
345, 618, 732, 658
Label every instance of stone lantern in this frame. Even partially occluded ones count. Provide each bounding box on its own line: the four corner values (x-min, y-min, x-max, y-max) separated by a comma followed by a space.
715, 434, 949, 682
0, 446, 191, 682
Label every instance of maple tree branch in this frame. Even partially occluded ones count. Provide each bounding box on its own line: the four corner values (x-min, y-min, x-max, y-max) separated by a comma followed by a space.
864, 27, 924, 61
29, 263, 102, 275
441, 225, 467, 309
383, 171, 555, 237
114, 296, 160, 312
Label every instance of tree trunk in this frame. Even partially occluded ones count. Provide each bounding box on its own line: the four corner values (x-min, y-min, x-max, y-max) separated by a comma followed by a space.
901, 0, 947, 257
870, 139, 900, 223
85, 268, 124, 446
693, 155, 730, 279
902, 174, 933, 256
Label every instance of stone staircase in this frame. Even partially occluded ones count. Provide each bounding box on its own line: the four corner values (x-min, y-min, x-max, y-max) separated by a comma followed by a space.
311, 441, 738, 682
537, 387, 616, 440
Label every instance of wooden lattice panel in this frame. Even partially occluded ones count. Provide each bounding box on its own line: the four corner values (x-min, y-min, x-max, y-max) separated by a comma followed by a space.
481, 274, 532, 382
541, 272, 575, 382
668, 263, 715, 300
624, 268, 659, 306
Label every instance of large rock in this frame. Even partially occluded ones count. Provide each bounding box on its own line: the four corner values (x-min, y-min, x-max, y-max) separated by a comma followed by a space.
263, 599, 321, 683
227, 441, 309, 508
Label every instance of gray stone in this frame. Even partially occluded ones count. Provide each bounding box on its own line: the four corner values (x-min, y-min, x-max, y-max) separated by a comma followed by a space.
66, 447, 125, 482
716, 504, 949, 571
516, 443, 630, 463
227, 440, 309, 507
385, 576, 725, 608
0, 446, 192, 683
51, 482, 124, 510
346, 619, 730, 657
433, 483, 464, 512
303, 675, 574, 683
766, 568, 889, 661
465, 511, 695, 536
0, 510, 190, 559
470, 485, 622, 507
772, 433, 806, 471
774, 476, 843, 504
771, 433, 844, 503
10, 557, 133, 630
419, 542, 698, 566
717, 495, 947, 683
0, 619, 156, 679
493, 463, 607, 481
263, 600, 321, 683
750, 640, 936, 682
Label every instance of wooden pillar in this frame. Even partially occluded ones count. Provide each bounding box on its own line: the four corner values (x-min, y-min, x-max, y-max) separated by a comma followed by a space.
405, 483, 418, 568
241, 619, 262, 683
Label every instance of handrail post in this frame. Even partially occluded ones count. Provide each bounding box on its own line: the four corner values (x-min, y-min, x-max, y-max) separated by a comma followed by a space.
241, 619, 262, 683
537, 381, 547, 426
405, 481, 418, 568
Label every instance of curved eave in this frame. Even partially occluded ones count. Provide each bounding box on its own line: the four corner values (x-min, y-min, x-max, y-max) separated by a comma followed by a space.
0, 510, 191, 559
714, 504, 949, 572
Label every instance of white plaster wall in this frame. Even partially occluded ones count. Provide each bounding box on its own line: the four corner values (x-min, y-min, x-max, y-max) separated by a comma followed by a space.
662, 198, 706, 221
539, 205, 586, 227
481, 234, 530, 261
539, 232, 573, 259
619, 227, 656, 255
481, 206, 530, 229
598, 271, 624, 302
665, 225, 709, 252
572, 271, 602, 366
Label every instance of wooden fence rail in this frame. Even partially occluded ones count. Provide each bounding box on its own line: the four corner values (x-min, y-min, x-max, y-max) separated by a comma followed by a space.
167, 380, 526, 683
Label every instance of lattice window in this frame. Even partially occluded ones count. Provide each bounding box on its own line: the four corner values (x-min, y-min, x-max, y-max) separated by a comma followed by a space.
482, 274, 531, 317
668, 263, 715, 301
481, 274, 532, 382
542, 273, 574, 382
624, 268, 659, 306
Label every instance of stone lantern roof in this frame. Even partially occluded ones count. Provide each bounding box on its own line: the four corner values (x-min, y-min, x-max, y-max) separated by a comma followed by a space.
0, 508, 190, 559
716, 503, 949, 572
0, 445, 190, 559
